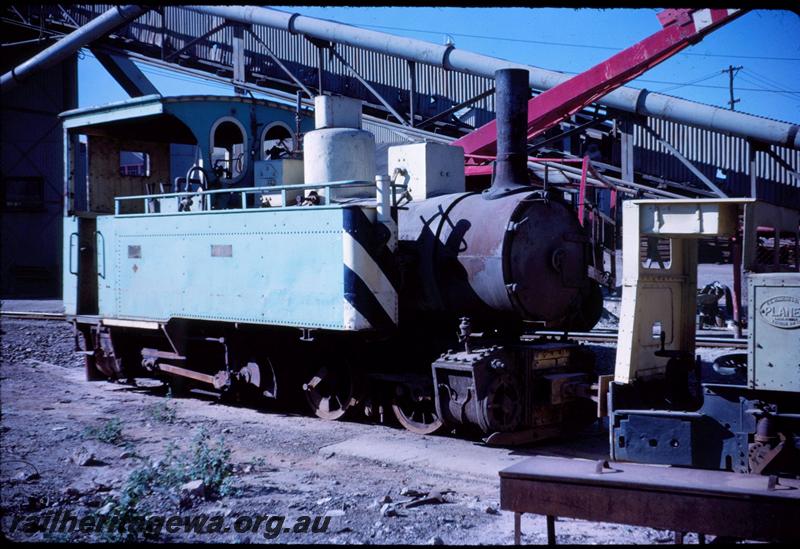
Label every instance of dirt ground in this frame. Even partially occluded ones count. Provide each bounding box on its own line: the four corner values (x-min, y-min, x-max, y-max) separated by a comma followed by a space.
1, 318, 744, 544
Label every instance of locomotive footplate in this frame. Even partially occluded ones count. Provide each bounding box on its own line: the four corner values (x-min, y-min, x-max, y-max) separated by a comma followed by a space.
432, 341, 596, 444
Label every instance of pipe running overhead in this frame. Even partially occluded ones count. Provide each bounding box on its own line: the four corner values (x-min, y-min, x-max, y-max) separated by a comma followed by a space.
188, 5, 800, 150
0, 5, 149, 93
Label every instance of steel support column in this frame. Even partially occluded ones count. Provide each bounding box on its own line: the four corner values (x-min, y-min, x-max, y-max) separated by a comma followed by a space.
328, 45, 410, 126
164, 21, 228, 61
641, 123, 728, 198
408, 60, 416, 127
91, 48, 159, 97
731, 232, 743, 338
620, 116, 635, 183
749, 141, 759, 198
232, 23, 246, 95
312, 38, 325, 94
418, 87, 494, 130
247, 28, 313, 99
158, 6, 165, 61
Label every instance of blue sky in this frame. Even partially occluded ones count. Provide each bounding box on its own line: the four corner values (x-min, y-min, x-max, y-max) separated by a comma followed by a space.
79, 7, 800, 123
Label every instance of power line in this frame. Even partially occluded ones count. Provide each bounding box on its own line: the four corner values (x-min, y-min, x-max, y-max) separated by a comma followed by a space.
556, 67, 800, 92
738, 74, 800, 103
656, 70, 722, 93
651, 82, 800, 93
741, 68, 800, 97
358, 23, 800, 62
535, 66, 800, 92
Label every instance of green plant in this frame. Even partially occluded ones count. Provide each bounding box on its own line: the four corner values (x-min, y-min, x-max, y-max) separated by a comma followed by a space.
94, 465, 159, 542
83, 418, 123, 445
146, 389, 177, 424
174, 428, 234, 498
89, 428, 235, 542
112, 429, 233, 504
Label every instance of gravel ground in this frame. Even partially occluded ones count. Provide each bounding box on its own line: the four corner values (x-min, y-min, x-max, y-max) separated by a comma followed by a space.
0, 318, 746, 544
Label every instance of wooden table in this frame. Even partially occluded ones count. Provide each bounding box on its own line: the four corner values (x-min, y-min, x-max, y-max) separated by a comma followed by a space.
499, 456, 800, 544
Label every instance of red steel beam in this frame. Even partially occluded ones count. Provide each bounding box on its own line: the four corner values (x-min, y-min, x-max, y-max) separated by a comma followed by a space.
454, 9, 745, 158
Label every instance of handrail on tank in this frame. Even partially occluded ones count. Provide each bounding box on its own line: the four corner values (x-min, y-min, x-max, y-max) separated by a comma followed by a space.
113, 179, 408, 215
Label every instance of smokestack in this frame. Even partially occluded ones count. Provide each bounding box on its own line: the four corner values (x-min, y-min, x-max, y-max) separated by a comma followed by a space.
483, 68, 531, 200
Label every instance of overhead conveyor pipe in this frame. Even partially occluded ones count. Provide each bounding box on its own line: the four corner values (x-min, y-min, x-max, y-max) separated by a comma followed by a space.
189, 5, 800, 150
0, 5, 149, 93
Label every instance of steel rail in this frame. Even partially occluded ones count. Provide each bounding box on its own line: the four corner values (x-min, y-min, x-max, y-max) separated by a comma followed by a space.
0, 311, 748, 348
527, 330, 747, 349
0, 311, 65, 321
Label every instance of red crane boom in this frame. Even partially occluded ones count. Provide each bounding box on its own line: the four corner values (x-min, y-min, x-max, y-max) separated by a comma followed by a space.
453, 8, 745, 160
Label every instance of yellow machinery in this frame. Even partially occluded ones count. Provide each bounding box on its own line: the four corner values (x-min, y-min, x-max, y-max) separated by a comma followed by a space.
608, 198, 800, 474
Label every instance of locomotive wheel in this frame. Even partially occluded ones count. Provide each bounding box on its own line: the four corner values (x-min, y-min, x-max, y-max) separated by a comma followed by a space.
303, 364, 360, 420
238, 358, 278, 401
391, 386, 444, 435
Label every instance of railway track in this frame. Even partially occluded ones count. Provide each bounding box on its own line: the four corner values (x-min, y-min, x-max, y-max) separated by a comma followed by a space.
1, 311, 748, 349
525, 329, 747, 348
1, 311, 66, 321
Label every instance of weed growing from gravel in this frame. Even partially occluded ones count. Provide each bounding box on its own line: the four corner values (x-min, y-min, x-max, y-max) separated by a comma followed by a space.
146, 388, 178, 424
135, 428, 234, 499
94, 464, 160, 542
91, 428, 235, 542
175, 427, 235, 498
83, 418, 123, 445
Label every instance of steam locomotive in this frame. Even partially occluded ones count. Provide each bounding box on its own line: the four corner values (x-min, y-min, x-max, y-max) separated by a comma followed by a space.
63, 69, 603, 440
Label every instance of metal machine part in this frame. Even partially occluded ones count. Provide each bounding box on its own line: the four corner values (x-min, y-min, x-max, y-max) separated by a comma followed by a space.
303, 95, 375, 200
90, 325, 125, 379
749, 273, 800, 393
303, 363, 362, 420
399, 189, 601, 329
696, 281, 733, 328
432, 342, 595, 438
611, 382, 800, 474
253, 159, 304, 206
609, 199, 800, 475
484, 68, 531, 200
390, 373, 445, 435
387, 142, 465, 200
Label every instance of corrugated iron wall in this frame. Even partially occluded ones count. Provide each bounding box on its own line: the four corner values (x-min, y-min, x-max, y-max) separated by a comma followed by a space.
628, 116, 800, 204
49, 5, 800, 208
66, 5, 497, 127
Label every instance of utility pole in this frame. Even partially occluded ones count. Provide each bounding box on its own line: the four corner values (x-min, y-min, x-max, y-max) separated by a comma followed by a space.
723, 65, 743, 110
